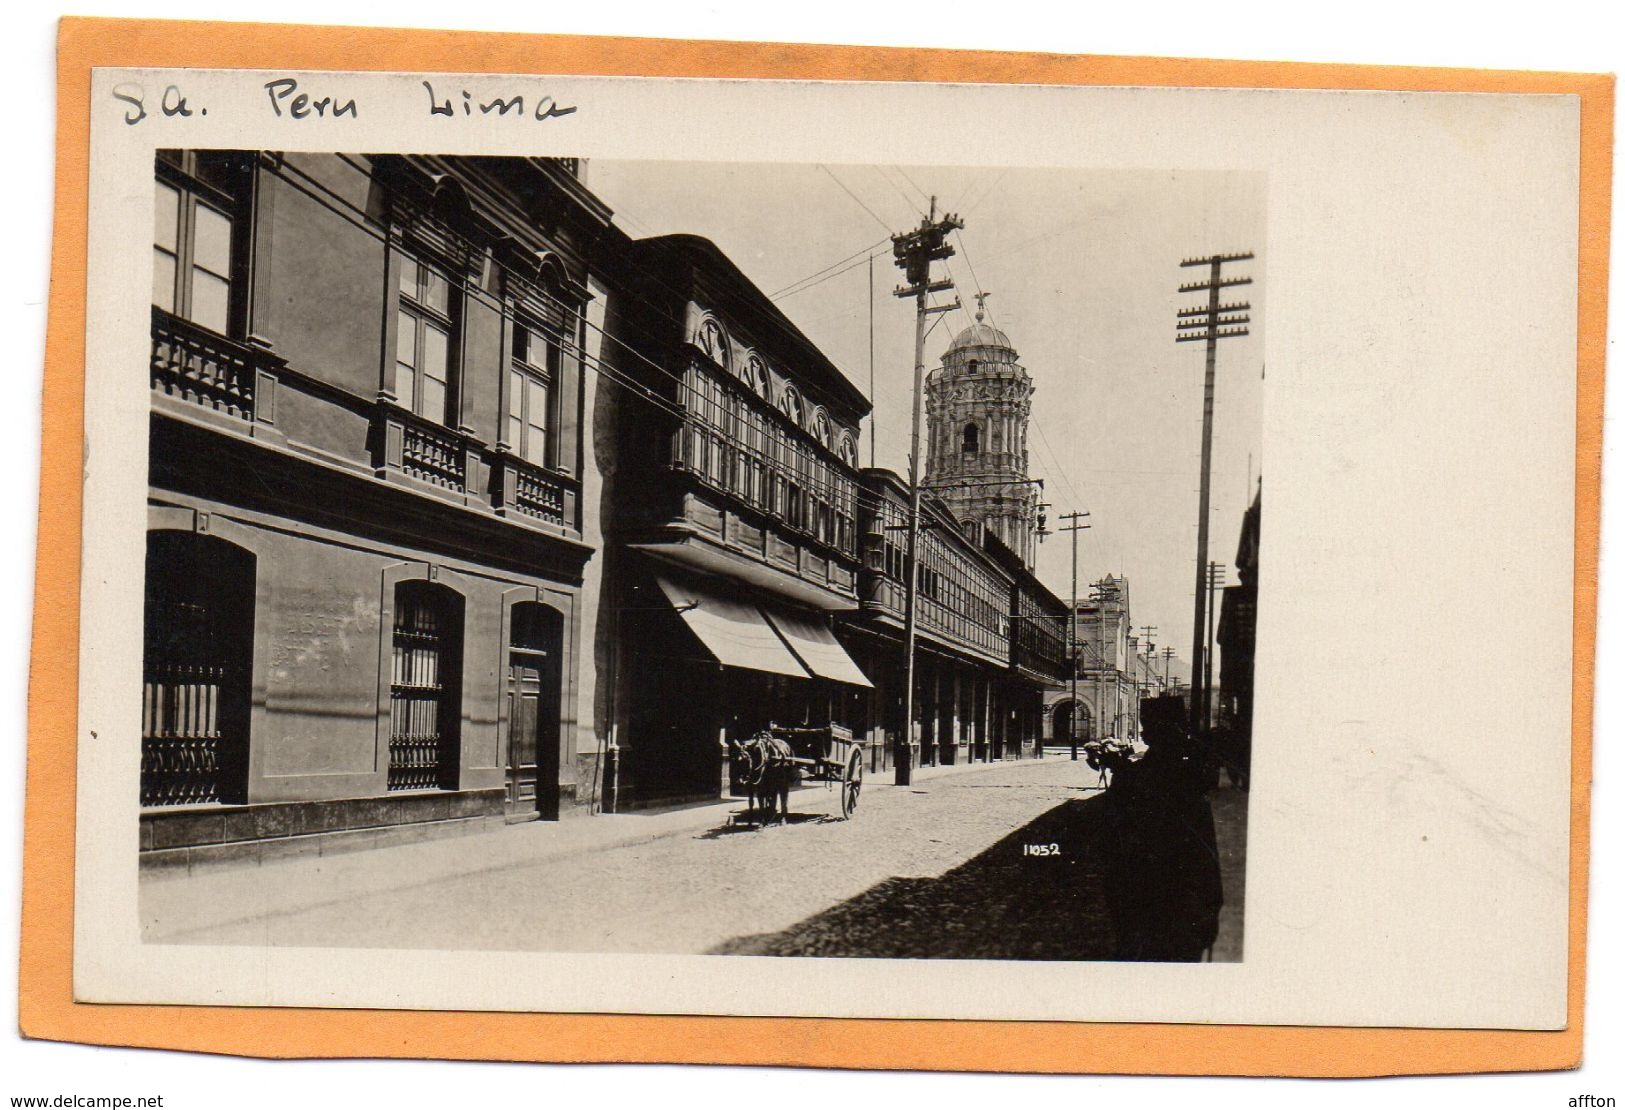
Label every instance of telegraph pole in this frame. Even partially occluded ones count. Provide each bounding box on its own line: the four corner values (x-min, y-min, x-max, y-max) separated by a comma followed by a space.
1137, 624, 1157, 736
1205, 561, 1226, 731
893, 198, 962, 787
1058, 511, 1090, 760
1176, 251, 1252, 743
1163, 646, 1176, 690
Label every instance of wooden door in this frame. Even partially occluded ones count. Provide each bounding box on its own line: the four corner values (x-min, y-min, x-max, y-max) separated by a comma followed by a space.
506, 604, 561, 819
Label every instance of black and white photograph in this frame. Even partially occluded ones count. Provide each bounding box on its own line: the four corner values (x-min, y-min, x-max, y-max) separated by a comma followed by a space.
133, 149, 1263, 964
64, 67, 1579, 1033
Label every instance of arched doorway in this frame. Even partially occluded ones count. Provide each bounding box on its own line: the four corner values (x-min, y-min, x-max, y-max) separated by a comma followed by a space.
141, 531, 256, 806
1053, 699, 1092, 746
506, 602, 564, 819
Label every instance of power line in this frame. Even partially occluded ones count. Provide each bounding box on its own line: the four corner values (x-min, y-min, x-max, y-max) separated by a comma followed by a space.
772, 251, 881, 302
874, 165, 926, 219
888, 165, 932, 209
961, 166, 1010, 221
768, 235, 890, 300
817, 164, 893, 234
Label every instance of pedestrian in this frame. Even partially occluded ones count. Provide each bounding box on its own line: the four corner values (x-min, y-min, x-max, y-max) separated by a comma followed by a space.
1102, 696, 1223, 961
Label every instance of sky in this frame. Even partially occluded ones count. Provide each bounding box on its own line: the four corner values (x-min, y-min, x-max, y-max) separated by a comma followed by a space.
587, 160, 1266, 666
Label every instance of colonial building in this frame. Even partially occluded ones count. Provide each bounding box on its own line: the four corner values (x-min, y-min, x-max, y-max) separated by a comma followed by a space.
835, 474, 1063, 773
923, 303, 1042, 569
1046, 575, 1144, 743
590, 233, 873, 808
1217, 486, 1261, 779
142, 152, 614, 864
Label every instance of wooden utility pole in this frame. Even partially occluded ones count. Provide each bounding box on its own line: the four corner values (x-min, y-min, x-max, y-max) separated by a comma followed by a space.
868, 253, 876, 469
892, 198, 962, 787
1206, 561, 1226, 730
1136, 624, 1157, 735
1057, 511, 1090, 760
1176, 251, 1252, 743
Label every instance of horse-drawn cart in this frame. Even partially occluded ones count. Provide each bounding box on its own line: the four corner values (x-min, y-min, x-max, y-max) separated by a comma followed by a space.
730, 723, 864, 823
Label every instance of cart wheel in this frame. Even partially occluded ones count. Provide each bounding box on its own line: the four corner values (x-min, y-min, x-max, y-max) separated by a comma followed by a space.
841, 752, 863, 819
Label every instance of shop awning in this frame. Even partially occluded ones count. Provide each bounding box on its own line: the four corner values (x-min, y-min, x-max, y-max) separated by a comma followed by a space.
656, 576, 810, 679
765, 607, 874, 688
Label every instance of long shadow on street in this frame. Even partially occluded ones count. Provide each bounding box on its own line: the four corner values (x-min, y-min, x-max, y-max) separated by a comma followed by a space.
711, 785, 1245, 961
710, 793, 1123, 960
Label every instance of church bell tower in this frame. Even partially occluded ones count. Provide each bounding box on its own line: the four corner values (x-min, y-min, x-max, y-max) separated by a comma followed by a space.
924, 294, 1042, 568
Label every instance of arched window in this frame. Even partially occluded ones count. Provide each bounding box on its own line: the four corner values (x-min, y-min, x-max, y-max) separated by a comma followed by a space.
812, 408, 832, 449
389, 581, 464, 791
746, 354, 770, 397
697, 316, 730, 370
779, 385, 804, 427
962, 422, 980, 455
836, 433, 857, 467
142, 531, 256, 806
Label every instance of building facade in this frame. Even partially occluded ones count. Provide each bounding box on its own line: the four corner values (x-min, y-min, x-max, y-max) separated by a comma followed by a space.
1217, 487, 1261, 777
1045, 575, 1146, 743
139, 152, 1078, 859
142, 152, 615, 863
590, 233, 874, 809
836, 473, 1063, 773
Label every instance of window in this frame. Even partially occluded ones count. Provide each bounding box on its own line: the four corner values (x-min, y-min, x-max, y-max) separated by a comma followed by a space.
509, 322, 557, 467
141, 532, 255, 807
779, 385, 804, 427
812, 409, 832, 450
698, 317, 730, 370
962, 423, 980, 455
395, 251, 457, 423
388, 582, 463, 791
152, 150, 248, 335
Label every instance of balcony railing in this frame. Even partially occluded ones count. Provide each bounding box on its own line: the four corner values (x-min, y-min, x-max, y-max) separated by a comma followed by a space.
400, 417, 467, 489
151, 308, 268, 420
151, 310, 587, 538
491, 452, 575, 528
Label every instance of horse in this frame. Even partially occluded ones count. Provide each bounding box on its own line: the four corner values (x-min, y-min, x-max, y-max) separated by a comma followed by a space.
729, 731, 798, 826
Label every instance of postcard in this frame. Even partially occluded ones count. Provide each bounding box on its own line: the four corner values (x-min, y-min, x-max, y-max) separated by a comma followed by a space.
24, 20, 1605, 1074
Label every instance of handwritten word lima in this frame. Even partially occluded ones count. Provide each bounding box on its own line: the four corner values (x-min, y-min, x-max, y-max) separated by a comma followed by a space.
266, 79, 577, 121
112, 79, 578, 125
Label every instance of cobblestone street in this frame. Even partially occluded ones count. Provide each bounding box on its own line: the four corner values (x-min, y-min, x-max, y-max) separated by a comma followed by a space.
143, 757, 1247, 959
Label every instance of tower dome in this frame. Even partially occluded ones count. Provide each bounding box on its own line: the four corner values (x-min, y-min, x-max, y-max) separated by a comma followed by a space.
923, 295, 1042, 569
946, 321, 1015, 355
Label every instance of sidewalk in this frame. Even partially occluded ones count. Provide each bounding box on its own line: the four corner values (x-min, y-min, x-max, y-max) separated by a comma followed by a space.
139, 754, 1039, 939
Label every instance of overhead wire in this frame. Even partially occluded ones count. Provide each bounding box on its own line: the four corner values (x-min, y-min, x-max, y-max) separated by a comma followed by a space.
816, 164, 893, 235
768, 235, 890, 300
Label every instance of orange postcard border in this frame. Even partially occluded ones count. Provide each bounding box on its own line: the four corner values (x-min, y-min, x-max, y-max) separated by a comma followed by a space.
21, 16, 1610, 1076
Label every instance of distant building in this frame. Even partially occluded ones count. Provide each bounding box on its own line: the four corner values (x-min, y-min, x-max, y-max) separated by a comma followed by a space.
835, 476, 1066, 772
1217, 486, 1260, 771
1044, 575, 1145, 742
922, 304, 1043, 569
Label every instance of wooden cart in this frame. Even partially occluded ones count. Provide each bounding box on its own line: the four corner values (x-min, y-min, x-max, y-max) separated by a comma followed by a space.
731, 723, 864, 822
774, 723, 865, 820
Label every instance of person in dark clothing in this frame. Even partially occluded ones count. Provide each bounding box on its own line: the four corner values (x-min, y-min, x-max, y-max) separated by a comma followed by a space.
1103, 696, 1224, 961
